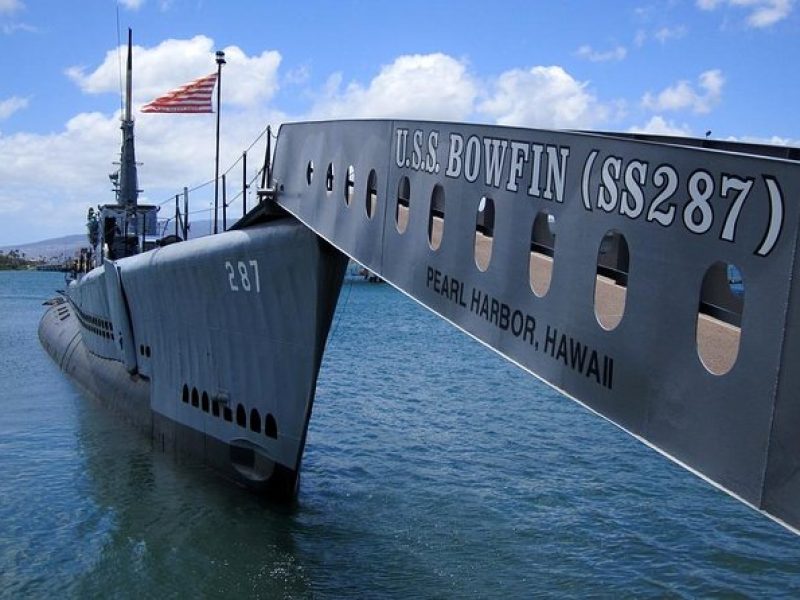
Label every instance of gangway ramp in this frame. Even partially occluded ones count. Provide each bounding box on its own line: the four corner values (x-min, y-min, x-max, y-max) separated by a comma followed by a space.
270, 119, 800, 534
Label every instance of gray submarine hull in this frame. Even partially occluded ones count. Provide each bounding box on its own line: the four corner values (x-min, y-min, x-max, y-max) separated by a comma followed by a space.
39, 217, 348, 498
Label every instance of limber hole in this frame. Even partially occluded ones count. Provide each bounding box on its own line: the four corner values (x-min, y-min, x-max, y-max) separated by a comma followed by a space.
265, 413, 278, 439
250, 408, 261, 433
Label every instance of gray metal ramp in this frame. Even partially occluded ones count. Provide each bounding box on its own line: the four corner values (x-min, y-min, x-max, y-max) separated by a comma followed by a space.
271, 119, 800, 534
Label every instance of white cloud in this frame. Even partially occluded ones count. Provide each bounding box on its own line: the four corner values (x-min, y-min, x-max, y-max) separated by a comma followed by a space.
0, 95, 28, 119
66, 36, 281, 109
745, 0, 794, 26
0, 42, 624, 243
300, 51, 622, 132
310, 53, 477, 121
216, 45, 281, 107
2, 22, 37, 34
311, 56, 616, 129
119, 0, 144, 10
0, 102, 288, 242
696, 0, 794, 27
479, 66, 611, 129
0, 0, 22, 14
135, 104, 288, 192
641, 69, 724, 114
628, 116, 692, 136
575, 45, 627, 62
654, 25, 687, 43
725, 134, 800, 146
0, 111, 123, 233
284, 64, 310, 86
0, 37, 287, 244
634, 26, 686, 47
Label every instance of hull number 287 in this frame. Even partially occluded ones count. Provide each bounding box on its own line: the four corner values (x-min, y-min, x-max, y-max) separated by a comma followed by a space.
225, 260, 261, 293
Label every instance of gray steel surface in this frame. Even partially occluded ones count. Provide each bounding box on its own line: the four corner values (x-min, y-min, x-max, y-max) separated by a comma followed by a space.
272, 119, 800, 533
41, 218, 347, 495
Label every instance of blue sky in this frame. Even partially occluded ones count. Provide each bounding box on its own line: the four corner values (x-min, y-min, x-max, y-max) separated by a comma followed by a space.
0, 0, 798, 246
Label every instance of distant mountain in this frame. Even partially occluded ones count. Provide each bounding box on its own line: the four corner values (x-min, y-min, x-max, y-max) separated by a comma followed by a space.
0, 234, 86, 262
181, 219, 216, 239
157, 219, 216, 239
1, 219, 220, 263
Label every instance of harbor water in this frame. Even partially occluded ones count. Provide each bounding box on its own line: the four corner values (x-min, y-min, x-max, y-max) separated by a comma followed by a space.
1, 270, 799, 597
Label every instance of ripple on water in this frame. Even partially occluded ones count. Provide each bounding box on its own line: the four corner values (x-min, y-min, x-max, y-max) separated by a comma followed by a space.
2, 272, 800, 598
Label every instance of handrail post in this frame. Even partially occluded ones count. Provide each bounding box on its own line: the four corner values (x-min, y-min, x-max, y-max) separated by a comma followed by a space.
213, 50, 226, 234
183, 187, 189, 239
242, 151, 247, 217
222, 173, 227, 232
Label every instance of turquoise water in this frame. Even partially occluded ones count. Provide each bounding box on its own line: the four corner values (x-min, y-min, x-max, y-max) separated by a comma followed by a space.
1, 270, 799, 598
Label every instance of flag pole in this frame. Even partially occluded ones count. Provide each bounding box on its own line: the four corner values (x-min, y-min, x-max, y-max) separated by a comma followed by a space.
213, 50, 226, 235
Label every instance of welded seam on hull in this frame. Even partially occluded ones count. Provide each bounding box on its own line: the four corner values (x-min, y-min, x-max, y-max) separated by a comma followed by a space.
60, 329, 83, 371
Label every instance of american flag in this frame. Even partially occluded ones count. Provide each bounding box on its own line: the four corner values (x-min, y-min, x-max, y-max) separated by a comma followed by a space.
141, 72, 217, 113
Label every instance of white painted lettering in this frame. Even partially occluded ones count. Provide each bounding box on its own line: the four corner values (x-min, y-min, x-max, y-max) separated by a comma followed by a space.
483, 137, 508, 188
395, 128, 408, 168
621, 160, 647, 219
464, 135, 481, 183
411, 129, 424, 170
426, 131, 439, 173
527, 144, 544, 197
506, 141, 529, 192
543, 146, 570, 202
598, 156, 621, 212
445, 133, 464, 178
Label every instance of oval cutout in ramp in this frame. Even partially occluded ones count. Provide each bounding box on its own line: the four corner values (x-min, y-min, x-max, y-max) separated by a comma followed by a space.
396, 176, 410, 233
474, 196, 495, 272
344, 165, 355, 205
529, 211, 556, 297
594, 230, 629, 331
325, 163, 334, 193
697, 262, 743, 375
306, 160, 314, 185
428, 184, 445, 250
365, 169, 377, 219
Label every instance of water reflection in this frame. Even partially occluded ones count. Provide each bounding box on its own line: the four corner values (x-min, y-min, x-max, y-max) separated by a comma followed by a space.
4, 273, 800, 598
69, 384, 311, 598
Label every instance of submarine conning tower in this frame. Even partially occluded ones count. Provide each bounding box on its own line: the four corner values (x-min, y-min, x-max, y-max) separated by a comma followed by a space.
98, 28, 157, 263
117, 27, 138, 211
